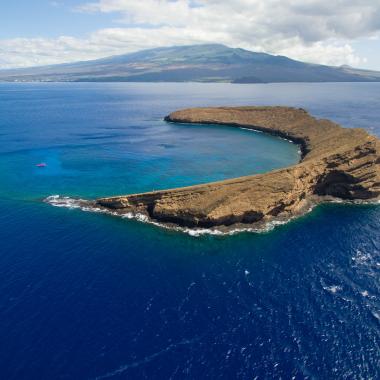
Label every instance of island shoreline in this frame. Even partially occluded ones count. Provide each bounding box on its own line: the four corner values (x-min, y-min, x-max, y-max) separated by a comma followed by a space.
46, 106, 380, 232
164, 117, 309, 159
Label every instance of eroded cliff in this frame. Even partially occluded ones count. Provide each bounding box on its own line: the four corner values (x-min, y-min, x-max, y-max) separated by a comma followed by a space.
95, 107, 380, 229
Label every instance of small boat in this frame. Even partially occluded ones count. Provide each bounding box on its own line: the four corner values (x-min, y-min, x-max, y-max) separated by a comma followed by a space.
36, 163, 47, 167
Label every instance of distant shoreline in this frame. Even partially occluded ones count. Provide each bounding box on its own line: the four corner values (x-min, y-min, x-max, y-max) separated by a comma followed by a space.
2, 80, 380, 84
1, 44, 380, 83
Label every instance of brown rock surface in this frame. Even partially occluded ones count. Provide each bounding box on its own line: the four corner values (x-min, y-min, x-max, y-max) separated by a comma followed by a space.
96, 107, 380, 229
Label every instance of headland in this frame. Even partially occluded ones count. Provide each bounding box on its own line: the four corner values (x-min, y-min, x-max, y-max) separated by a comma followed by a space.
77, 107, 380, 230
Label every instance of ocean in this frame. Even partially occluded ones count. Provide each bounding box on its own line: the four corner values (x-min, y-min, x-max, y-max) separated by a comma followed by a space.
0, 82, 379, 379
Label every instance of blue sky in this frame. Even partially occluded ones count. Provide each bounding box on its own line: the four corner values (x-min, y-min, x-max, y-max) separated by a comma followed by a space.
0, 1, 115, 38
1, 0, 380, 70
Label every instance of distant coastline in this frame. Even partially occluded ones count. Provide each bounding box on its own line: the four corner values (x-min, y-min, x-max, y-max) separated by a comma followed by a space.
2, 44, 380, 83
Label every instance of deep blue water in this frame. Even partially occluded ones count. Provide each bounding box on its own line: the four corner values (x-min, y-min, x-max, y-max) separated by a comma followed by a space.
0, 83, 379, 379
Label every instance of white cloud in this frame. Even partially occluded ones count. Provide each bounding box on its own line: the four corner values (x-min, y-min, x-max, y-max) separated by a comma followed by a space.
1, 0, 380, 69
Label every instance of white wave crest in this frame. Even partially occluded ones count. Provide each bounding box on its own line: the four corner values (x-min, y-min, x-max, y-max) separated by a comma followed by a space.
324, 285, 342, 294
45, 195, 85, 209
44, 195, 112, 214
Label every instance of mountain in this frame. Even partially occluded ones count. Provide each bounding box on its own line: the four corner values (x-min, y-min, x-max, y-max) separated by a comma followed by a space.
1, 44, 380, 83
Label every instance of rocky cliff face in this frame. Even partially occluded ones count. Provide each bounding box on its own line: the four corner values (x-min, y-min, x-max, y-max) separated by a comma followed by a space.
96, 107, 380, 229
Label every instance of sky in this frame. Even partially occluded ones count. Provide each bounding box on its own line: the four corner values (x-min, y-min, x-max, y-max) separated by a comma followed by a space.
1, 0, 380, 70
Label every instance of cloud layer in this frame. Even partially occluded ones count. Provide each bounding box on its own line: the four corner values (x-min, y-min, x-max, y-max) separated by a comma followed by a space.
1, 0, 380, 69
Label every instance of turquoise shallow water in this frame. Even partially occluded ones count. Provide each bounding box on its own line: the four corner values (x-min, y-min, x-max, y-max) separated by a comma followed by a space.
0, 82, 379, 379
0, 83, 298, 201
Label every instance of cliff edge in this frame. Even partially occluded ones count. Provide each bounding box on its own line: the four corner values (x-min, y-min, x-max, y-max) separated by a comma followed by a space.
96, 107, 380, 229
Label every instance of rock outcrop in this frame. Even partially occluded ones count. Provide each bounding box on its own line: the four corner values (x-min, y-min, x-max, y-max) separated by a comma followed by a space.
96, 107, 380, 229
